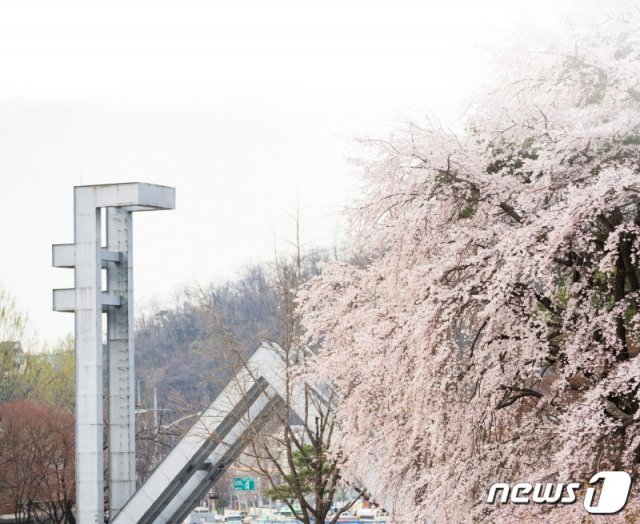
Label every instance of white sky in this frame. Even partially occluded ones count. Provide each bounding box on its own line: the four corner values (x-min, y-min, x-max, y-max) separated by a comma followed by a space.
0, 0, 565, 344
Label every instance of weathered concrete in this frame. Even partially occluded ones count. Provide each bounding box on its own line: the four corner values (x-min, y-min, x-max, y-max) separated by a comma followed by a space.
53, 183, 175, 524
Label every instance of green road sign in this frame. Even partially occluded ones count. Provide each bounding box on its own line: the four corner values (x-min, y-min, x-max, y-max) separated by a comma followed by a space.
233, 477, 255, 491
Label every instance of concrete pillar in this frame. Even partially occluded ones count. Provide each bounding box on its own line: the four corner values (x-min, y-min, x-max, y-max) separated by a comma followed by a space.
107, 207, 136, 516
73, 186, 105, 524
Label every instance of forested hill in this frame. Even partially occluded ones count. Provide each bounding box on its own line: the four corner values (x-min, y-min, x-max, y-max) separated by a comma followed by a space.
133, 251, 330, 419
134, 265, 282, 415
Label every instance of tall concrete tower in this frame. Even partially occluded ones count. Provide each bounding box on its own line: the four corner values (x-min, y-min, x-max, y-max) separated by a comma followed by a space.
53, 183, 175, 524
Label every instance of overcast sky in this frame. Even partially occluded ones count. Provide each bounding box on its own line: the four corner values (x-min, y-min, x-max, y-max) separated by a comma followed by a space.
0, 0, 566, 344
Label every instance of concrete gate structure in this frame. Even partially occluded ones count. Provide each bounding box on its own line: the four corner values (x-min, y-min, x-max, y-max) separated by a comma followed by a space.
51, 183, 334, 524
53, 183, 383, 524
53, 183, 175, 523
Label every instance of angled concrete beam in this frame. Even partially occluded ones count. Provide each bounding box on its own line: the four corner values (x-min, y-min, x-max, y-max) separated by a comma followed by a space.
111, 342, 324, 524
162, 396, 284, 524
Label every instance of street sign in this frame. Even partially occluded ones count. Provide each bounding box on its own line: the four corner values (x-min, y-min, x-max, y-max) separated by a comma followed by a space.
233, 477, 256, 491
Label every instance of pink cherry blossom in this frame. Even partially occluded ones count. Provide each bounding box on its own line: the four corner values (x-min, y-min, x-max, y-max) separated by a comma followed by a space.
300, 3, 640, 521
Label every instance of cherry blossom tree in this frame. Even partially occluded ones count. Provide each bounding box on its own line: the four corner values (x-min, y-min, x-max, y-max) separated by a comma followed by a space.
301, 3, 640, 521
